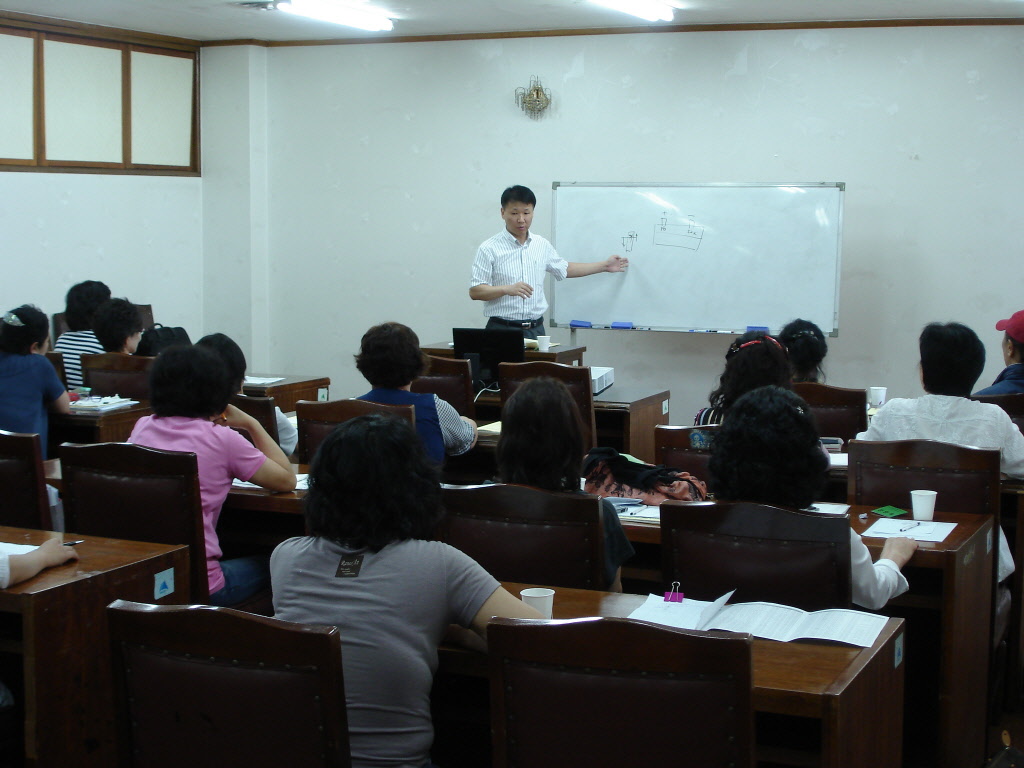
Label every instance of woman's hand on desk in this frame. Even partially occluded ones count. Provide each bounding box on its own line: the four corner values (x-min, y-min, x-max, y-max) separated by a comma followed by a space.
7, 539, 79, 586
880, 536, 918, 569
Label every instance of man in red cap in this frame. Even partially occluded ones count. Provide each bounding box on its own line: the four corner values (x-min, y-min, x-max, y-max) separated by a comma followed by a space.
974, 310, 1024, 396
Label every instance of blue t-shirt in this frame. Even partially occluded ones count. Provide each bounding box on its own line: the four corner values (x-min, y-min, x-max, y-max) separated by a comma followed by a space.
0, 352, 66, 457
358, 388, 444, 463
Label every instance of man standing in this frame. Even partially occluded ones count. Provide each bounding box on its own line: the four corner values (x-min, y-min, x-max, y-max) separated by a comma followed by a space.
469, 185, 628, 339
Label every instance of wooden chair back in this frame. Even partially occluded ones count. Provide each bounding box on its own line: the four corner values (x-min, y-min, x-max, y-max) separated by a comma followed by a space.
660, 500, 852, 610
972, 393, 1024, 433
0, 430, 51, 529
792, 382, 867, 446
846, 439, 1001, 516
54, 304, 154, 341
654, 424, 718, 485
81, 353, 156, 399
45, 351, 68, 389
440, 484, 607, 590
295, 398, 415, 463
59, 442, 208, 601
488, 616, 753, 768
107, 600, 350, 768
498, 361, 596, 449
411, 355, 475, 418
230, 394, 280, 446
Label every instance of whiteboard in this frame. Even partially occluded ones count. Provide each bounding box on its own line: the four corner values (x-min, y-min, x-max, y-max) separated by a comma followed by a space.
550, 182, 843, 334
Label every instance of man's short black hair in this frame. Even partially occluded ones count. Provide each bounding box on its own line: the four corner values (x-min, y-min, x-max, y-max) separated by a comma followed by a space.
919, 322, 985, 397
93, 298, 143, 353
501, 185, 536, 208
149, 344, 234, 418
196, 333, 247, 393
64, 281, 111, 332
305, 414, 443, 552
354, 322, 427, 389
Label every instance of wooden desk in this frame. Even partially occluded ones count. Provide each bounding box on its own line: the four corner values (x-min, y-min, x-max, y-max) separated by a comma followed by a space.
422, 341, 587, 367
0, 527, 189, 767
243, 374, 331, 413
48, 401, 152, 454
438, 582, 905, 768
621, 505, 993, 768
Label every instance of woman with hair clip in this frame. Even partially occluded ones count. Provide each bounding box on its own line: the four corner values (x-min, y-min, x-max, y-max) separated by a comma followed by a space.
271, 414, 538, 768
709, 385, 916, 609
694, 331, 791, 426
0, 305, 70, 457
496, 376, 634, 591
778, 318, 828, 383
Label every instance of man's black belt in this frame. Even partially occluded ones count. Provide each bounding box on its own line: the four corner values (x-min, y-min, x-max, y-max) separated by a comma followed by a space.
490, 317, 543, 329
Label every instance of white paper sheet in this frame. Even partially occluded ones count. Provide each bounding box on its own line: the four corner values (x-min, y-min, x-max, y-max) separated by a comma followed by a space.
232, 473, 308, 491
862, 519, 956, 542
0, 542, 38, 556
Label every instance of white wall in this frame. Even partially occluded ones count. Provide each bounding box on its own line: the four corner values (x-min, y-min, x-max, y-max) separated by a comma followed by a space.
254, 25, 1023, 418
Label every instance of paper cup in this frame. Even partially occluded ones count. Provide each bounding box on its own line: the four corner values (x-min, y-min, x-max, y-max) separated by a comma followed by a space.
868, 387, 887, 408
536, 335, 552, 352
910, 490, 936, 521
520, 587, 555, 619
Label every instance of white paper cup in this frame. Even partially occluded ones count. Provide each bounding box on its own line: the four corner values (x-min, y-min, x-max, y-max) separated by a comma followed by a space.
910, 490, 937, 521
536, 335, 552, 352
520, 587, 555, 619
868, 387, 887, 408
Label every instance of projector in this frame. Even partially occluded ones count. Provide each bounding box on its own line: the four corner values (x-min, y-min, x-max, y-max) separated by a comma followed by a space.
591, 366, 614, 395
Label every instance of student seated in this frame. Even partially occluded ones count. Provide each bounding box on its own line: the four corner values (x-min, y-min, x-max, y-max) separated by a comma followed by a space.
496, 376, 634, 591
355, 322, 476, 464
271, 414, 538, 768
778, 318, 828, 383
974, 310, 1024, 396
129, 345, 295, 606
52, 280, 110, 387
195, 333, 298, 456
694, 331, 791, 425
0, 538, 78, 589
92, 298, 143, 355
0, 306, 71, 457
710, 385, 916, 610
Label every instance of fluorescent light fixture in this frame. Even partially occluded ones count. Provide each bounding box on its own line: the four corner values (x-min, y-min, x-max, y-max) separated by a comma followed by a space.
276, 0, 394, 31
589, 0, 675, 22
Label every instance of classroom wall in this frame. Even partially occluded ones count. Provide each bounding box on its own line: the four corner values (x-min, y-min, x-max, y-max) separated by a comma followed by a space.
251, 24, 1023, 419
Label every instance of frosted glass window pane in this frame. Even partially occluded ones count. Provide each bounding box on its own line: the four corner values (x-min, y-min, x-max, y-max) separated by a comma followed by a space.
44, 40, 122, 163
131, 51, 193, 166
0, 32, 35, 160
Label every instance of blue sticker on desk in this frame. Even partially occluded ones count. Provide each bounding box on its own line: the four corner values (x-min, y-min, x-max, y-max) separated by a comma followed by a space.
154, 567, 174, 600
894, 633, 904, 668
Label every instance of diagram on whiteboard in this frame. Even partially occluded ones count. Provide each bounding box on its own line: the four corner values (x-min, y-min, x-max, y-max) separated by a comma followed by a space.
654, 211, 704, 250
620, 230, 638, 252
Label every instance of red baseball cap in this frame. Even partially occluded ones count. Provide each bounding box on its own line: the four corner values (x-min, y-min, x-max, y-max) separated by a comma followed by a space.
995, 310, 1024, 343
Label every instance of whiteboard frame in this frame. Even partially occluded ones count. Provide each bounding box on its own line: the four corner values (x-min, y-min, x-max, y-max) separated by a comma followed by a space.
549, 181, 844, 335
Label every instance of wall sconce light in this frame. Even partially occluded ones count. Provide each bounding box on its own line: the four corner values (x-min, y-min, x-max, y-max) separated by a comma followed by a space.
515, 76, 552, 120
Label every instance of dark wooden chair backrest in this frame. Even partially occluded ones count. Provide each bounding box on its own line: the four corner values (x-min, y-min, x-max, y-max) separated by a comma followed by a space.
654, 424, 719, 486
107, 600, 350, 768
54, 303, 154, 341
229, 394, 280, 447
81, 353, 156, 399
971, 393, 1024, 434
660, 500, 853, 610
411, 355, 475, 419
488, 616, 753, 768
792, 382, 867, 446
0, 430, 50, 529
45, 351, 68, 389
295, 398, 415, 463
846, 439, 1001, 516
498, 361, 596, 449
59, 442, 208, 601
440, 484, 607, 590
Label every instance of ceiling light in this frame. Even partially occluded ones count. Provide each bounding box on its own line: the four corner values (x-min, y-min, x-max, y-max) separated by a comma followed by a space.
276, 0, 394, 32
589, 0, 675, 23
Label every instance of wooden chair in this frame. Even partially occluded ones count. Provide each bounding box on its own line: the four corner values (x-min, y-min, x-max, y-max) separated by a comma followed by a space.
45, 351, 68, 388
411, 355, 475, 419
107, 599, 350, 768
660, 500, 852, 610
497, 361, 596, 449
488, 616, 753, 768
81, 353, 156, 399
792, 382, 867, 446
654, 424, 718, 485
295, 398, 415, 463
0, 430, 51, 529
229, 393, 280, 446
439, 484, 607, 590
972, 392, 1024, 433
53, 303, 154, 341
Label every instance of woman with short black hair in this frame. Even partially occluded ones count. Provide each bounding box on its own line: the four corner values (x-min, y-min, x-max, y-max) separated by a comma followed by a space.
53, 280, 111, 387
778, 318, 828, 383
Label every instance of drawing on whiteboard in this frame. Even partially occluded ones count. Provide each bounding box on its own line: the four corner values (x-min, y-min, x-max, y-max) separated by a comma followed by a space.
654, 213, 704, 250
621, 230, 638, 252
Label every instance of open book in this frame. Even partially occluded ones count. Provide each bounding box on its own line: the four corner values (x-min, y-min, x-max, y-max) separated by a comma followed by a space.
628, 590, 887, 647
69, 396, 138, 412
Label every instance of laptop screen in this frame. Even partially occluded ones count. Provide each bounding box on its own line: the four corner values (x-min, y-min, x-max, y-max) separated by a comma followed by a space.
451, 327, 525, 388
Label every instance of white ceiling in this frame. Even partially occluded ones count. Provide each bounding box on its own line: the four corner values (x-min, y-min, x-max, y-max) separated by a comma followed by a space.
2, 0, 1023, 42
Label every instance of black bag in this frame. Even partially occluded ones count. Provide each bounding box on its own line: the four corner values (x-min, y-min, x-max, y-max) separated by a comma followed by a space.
136, 324, 191, 356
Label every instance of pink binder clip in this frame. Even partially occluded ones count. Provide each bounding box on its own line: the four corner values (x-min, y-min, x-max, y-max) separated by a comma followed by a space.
664, 581, 684, 603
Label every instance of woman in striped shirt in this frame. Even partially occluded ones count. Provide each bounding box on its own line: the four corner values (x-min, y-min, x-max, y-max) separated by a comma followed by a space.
52, 280, 110, 387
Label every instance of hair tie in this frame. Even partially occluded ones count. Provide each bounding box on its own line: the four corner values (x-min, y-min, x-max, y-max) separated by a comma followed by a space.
1, 311, 24, 327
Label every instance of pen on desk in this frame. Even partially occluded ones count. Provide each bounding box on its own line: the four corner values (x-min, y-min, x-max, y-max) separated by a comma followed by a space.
898, 522, 921, 532
63, 540, 85, 546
